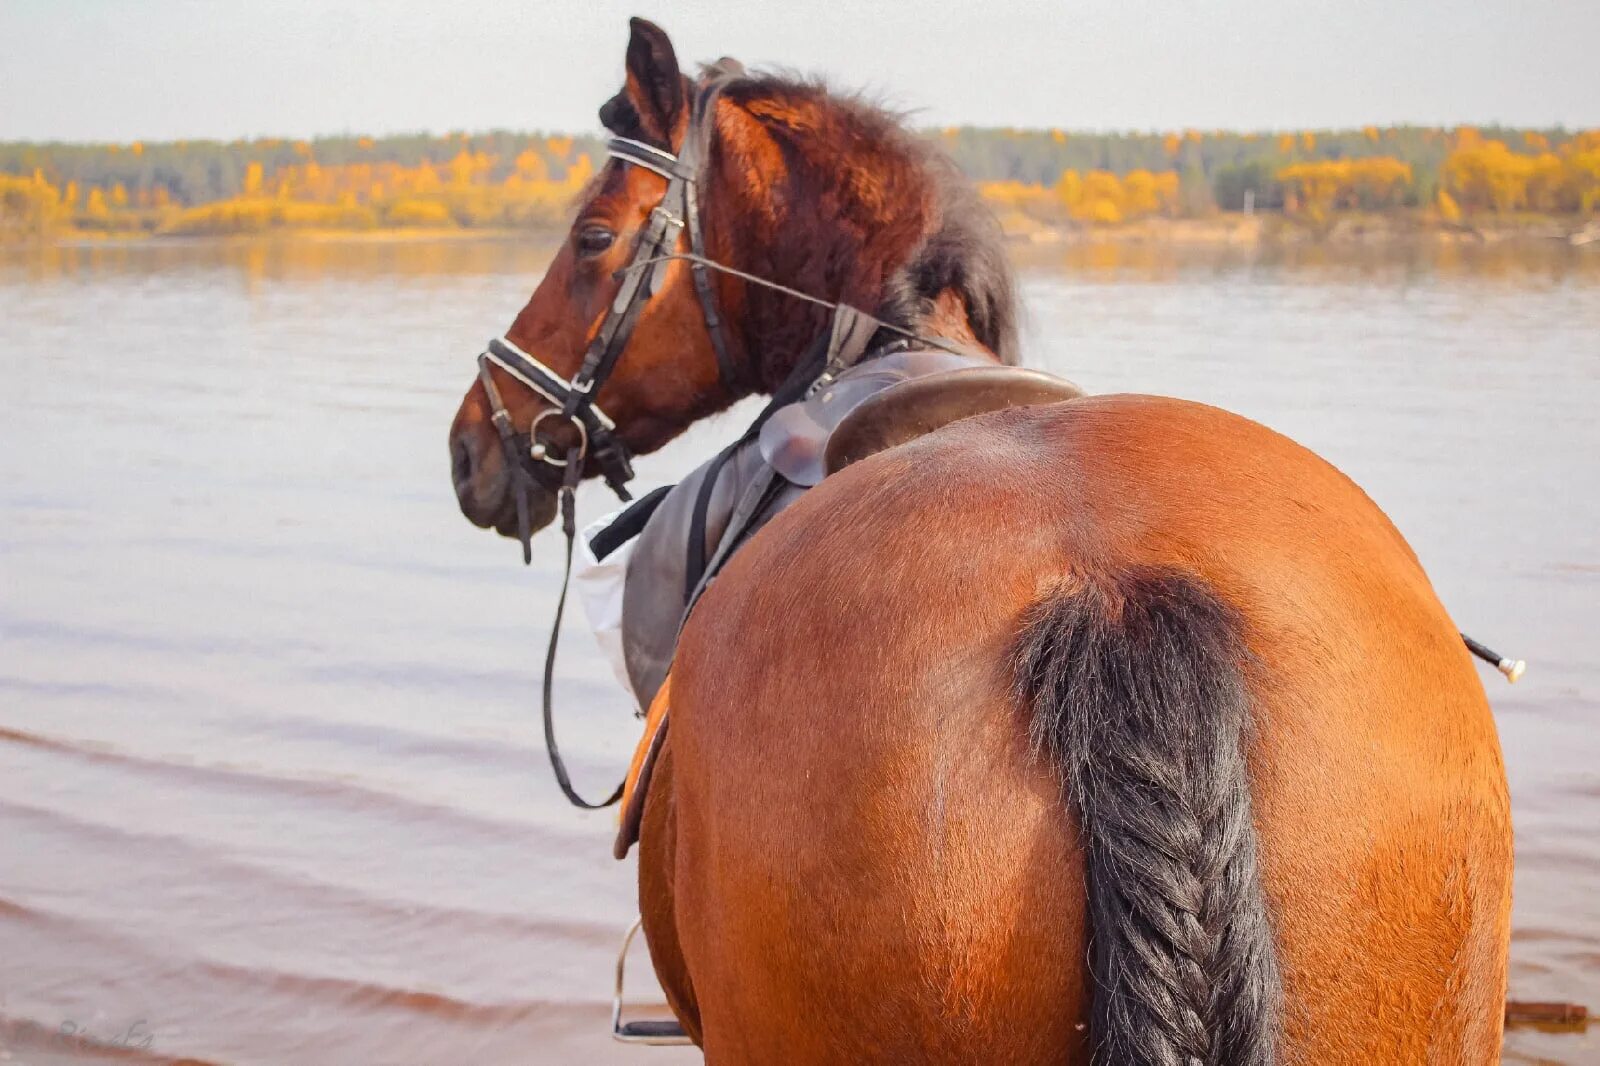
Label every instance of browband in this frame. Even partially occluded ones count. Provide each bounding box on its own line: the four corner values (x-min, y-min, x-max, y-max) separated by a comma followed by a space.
607, 137, 695, 181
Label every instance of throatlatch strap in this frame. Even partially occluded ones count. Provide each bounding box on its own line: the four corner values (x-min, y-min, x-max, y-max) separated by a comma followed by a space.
682, 78, 742, 394
685, 176, 739, 392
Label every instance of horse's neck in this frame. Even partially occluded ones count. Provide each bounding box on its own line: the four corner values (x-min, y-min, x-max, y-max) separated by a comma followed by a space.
709, 106, 995, 390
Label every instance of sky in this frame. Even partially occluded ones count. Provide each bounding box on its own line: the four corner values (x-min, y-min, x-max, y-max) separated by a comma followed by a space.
2, 0, 1598, 143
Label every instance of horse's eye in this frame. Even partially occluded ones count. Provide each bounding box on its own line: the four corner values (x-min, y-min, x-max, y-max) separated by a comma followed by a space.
576, 225, 616, 257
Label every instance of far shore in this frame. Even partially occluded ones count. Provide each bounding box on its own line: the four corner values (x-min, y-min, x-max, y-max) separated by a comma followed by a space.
990, 211, 1600, 248
8, 213, 1599, 249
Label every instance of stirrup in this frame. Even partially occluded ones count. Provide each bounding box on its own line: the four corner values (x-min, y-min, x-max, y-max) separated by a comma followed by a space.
612, 917, 693, 1045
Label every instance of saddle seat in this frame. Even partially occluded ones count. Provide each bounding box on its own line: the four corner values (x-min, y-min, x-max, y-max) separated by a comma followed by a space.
823, 365, 1086, 475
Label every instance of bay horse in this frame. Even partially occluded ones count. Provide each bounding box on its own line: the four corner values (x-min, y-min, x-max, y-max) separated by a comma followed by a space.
447, 19, 1512, 1063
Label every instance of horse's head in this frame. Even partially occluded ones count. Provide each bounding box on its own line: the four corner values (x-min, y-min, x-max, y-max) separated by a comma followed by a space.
448, 19, 733, 536
448, 17, 1018, 541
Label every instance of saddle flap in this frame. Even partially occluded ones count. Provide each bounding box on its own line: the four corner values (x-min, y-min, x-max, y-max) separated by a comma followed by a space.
823, 366, 1086, 474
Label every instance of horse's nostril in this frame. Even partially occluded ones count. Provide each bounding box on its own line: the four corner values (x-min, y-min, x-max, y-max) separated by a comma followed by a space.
451, 436, 474, 487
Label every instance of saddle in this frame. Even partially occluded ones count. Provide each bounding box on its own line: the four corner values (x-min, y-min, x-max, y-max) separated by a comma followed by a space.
615, 363, 1085, 859
824, 365, 1086, 474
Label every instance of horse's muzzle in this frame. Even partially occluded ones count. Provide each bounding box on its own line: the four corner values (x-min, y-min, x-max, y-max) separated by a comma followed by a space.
450, 424, 558, 536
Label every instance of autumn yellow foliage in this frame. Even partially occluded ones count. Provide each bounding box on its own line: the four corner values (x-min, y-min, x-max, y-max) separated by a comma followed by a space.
201, 148, 601, 232
1277, 158, 1413, 214
1, 138, 599, 238
1436, 189, 1462, 224
0, 171, 63, 236
383, 199, 455, 228
1443, 139, 1600, 213
979, 168, 1179, 227
6, 124, 1600, 241
158, 198, 379, 235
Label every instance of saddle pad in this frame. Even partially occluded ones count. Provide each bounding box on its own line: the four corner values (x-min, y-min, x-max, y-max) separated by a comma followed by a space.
615, 675, 672, 860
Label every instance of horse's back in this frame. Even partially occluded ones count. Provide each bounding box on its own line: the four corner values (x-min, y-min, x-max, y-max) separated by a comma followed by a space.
662, 394, 1511, 1063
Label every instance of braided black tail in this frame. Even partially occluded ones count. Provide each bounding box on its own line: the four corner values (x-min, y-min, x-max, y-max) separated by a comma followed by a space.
1013, 568, 1281, 1066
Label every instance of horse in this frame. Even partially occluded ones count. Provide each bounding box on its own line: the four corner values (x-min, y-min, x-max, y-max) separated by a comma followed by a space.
447, 19, 1513, 1064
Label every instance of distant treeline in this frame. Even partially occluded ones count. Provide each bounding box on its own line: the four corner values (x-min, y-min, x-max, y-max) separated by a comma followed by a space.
0, 132, 600, 210
2, 125, 1597, 238
944, 125, 1596, 203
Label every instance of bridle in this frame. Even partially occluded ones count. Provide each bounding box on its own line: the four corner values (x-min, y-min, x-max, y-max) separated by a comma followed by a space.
475, 76, 973, 566
475, 79, 741, 566
470, 77, 974, 811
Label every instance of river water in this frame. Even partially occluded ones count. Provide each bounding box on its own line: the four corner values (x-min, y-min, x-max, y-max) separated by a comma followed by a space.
1, 235, 1596, 1064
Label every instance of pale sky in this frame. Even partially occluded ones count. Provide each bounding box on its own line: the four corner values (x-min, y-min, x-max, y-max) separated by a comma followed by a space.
2, 0, 1597, 143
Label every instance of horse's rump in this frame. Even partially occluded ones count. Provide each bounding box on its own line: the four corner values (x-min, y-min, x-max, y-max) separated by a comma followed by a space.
658, 395, 1511, 1063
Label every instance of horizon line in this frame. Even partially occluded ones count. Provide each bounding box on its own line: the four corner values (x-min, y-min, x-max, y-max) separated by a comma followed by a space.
5, 118, 1596, 149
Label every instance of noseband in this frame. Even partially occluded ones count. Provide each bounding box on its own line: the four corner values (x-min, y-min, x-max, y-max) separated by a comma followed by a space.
475, 81, 740, 564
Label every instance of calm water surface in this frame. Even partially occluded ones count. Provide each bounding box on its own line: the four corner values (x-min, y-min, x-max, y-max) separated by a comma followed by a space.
1, 236, 1596, 1064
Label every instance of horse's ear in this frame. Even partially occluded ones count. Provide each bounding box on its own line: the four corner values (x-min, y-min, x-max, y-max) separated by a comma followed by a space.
599, 18, 688, 147
705, 56, 745, 79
